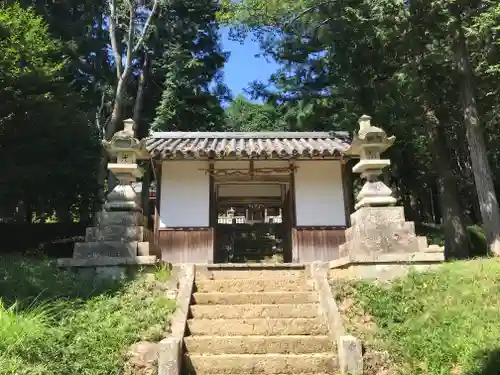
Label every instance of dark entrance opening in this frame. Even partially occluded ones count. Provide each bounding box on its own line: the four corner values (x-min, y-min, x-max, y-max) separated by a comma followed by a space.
214, 201, 292, 263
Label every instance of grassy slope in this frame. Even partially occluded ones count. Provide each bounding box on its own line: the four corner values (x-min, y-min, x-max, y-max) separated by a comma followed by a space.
0, 256, 175, 375
335, 259, 500, 375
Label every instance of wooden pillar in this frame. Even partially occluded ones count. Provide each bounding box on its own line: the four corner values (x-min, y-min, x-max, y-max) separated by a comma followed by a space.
141, 162, 151, 228
209, 162, 216, 226
289, 160, 299, 262
153, 161, 162, 242
289, 161, 297, 227
341, 158, 355, 227
209, 161, 216, 263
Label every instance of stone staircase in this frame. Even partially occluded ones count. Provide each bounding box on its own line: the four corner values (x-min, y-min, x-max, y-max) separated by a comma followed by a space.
182, 267, 339, 375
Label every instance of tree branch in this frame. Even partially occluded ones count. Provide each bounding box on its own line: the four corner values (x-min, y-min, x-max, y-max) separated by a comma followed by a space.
108, 0, 122, 78
95, 89, 107, 138
124, 0, 135, 72
132, 0, 159, 53
284, 0, 334, 30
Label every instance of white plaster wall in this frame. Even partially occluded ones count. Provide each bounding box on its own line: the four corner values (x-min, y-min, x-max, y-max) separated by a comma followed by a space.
294, 161, 346, 226
254, 160, 290, 169
213, 160, 249, 170
218, 184, 282, 197
160, 161, 209, 227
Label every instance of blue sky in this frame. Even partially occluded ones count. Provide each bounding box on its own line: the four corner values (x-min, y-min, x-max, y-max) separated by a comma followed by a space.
219, 27, 280, 101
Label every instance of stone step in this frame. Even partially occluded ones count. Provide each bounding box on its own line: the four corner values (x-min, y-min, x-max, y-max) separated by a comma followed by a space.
190, 303, 319, 319
184, 335, 334, 354
196, 269, 306, 280
184, 353, 337, 374
73, 241, 138, 258
195, 278, 312, 293
85, 225, 145, 242
186, 374, 335, 375
96, 211, 146, 226
187, 318, 328, 336
192, 292, 318, 305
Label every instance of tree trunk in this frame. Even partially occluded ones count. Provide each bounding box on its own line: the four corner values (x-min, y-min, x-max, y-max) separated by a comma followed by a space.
104, 71, 132, 195
423, 103, 469, 259
452, 12, 500, 256
107, 75, 129, 139
133, 53, 151, 139
132, 53, 152, 219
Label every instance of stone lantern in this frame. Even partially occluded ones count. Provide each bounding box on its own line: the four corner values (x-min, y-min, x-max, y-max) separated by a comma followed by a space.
346, 115, 397, 210
57, 118, 159, 279
339, 114, 431, 257
102, 119, 148, 212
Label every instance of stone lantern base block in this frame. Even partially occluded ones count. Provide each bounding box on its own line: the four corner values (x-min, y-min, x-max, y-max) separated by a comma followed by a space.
85, 225, 145, 242
96, 211, 147, 226
58, 209, 160, 280
57, 256, 160, 281
354, 196, 397, 210
340, 206, 428, 257
104, 201, 142, 211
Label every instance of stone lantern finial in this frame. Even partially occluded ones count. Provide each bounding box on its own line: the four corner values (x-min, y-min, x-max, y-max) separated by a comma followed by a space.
347, 115, 397, 210
358, 114, 371, 133
123, 118, 135, 137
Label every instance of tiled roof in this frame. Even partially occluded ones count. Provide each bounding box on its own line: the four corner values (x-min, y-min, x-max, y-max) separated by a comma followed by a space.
145, 131, 351, 159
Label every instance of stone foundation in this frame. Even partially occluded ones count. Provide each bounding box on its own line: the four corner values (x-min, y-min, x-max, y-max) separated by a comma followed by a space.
339, 206, 429, 257
57, 211, 161, 279
57, 255, 159, 280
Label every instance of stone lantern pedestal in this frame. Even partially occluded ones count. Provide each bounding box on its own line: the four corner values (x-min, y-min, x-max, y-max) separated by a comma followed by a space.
338, 115, 434, 258
57, 119, 161, 279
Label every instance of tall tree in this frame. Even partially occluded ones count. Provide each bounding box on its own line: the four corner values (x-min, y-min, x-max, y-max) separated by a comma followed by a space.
449, 2, 500, 255
152, 0, 229, 131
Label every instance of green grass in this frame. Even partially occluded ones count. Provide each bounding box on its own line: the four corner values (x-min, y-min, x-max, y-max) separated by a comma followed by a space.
339, 259, 500, 375
0, 255, 175, 375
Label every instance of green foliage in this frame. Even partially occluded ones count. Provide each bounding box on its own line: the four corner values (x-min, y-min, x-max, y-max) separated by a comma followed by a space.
0, 3, 100, 223
218, 0, 297, 29
350, 259, 500, 375
0, 4, 63, 77
225, 94, 286, 131
0, 255, 175, 375
473, 2, 500, 74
